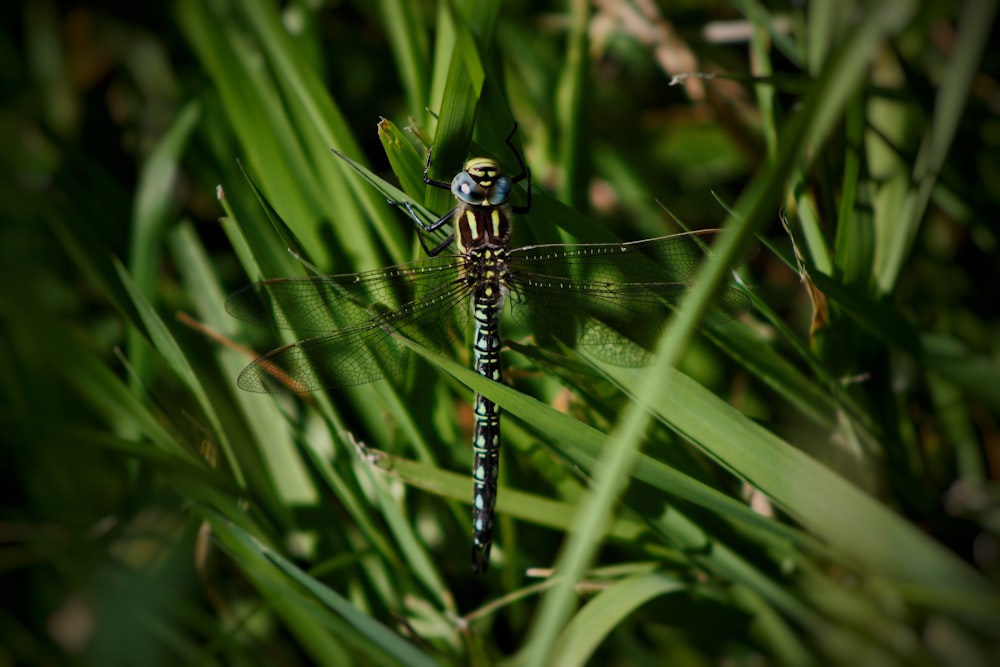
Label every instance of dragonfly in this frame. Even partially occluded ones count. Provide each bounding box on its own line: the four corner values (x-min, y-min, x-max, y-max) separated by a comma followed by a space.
226, 126, 751, 573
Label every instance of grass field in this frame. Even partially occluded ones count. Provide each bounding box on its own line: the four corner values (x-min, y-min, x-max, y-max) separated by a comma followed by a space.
3, 1, 999, 664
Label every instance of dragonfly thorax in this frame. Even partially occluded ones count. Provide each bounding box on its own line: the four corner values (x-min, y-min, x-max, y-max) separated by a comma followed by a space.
451, 157, 512, 207
452, 157, 513, 253
463, 245, 510, 304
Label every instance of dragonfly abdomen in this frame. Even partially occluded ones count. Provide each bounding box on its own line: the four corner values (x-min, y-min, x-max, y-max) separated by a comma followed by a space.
469, 255, 506, 574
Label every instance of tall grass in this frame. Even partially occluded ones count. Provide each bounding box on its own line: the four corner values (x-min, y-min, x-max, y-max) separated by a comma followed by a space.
3, 1, 999, 664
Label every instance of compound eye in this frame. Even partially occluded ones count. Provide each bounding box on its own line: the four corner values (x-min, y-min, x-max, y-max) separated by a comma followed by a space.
486, 176, 512, 206
451, 172, 487, 204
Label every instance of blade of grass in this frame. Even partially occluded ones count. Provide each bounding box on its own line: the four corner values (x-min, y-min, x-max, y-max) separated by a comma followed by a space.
554, 0, 590, 208
377, 0, 430, 120
875, 0, 997, 293
549, 573, 687, 665
169, 220, 317, 505
208, 512, 436, 666
126, 101, 200, 387
114, 257, 245, 487
594, 361, 992, 595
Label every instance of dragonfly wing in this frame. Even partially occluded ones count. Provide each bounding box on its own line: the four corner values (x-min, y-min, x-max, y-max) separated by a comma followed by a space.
509, 279, 688, 366
225, 254, 465, 332
229, 254, 471, 393
237, 327, 397, 393
508, 231, 750, 366
236, 280, 471, 392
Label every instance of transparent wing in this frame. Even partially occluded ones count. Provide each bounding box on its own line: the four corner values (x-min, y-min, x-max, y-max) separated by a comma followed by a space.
508, 230, 751, 366
226, 254, 471, 392
226, 254, 466, 332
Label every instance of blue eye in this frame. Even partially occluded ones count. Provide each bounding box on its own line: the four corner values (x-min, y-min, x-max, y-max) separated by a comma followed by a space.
451, 172, 486, 204
487, 176, 512, 205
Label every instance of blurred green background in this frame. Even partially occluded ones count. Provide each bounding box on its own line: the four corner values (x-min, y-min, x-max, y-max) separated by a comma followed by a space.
3, 0, 1000, 665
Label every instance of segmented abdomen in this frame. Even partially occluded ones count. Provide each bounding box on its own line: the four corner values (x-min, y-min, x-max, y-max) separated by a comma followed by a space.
470, 285, 503, 574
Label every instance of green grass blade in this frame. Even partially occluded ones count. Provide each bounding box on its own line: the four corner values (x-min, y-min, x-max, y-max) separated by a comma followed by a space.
549, 573, 687, 664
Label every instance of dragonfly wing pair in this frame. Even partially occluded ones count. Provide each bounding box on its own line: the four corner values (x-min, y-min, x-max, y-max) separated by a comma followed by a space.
226, 230, 750, 392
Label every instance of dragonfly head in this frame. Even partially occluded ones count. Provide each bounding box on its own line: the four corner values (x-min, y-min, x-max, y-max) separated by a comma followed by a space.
452, 157, 512, 206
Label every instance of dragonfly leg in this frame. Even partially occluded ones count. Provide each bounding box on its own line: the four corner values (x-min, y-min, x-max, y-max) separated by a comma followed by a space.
423, 231, 456, 257
504, 123, 531, 215
422, 145, 452, 190
386, 199, 456, 256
